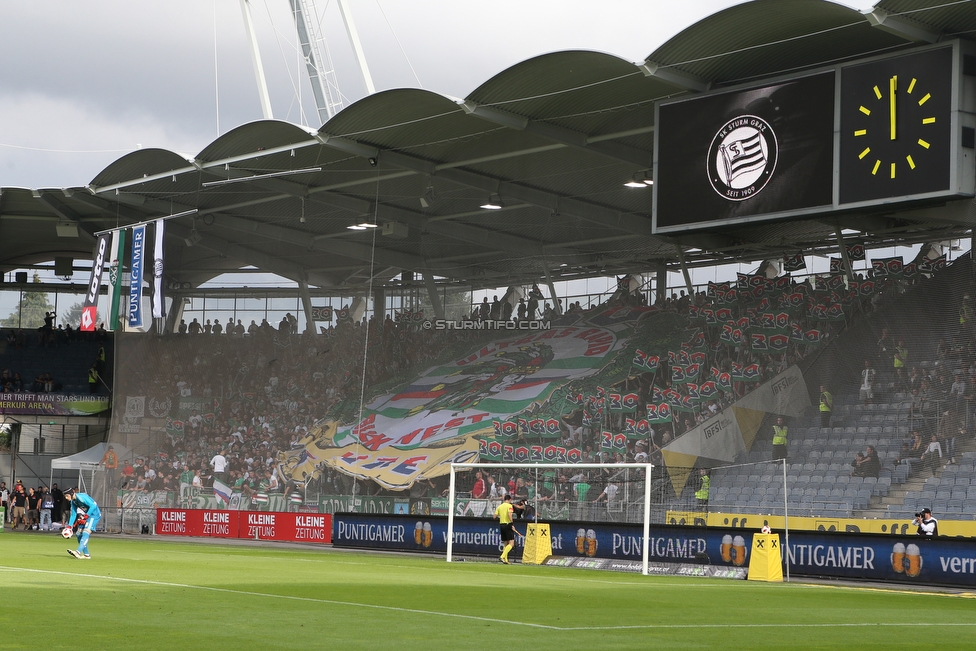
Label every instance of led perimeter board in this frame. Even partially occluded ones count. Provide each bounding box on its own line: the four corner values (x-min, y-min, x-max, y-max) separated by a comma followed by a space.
652, 41, 975, 234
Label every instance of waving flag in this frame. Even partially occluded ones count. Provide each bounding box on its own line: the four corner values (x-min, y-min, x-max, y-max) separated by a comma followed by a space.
872, 256, 904, 277
846, 243, 865, 261
716, 372, 733, 393
212, 479, 232, 507
699, 381, 718, 400
742, 364, 761, 381
671, 365, 686, 383
646, 402, 672, 424
783, 253, 805, 272
769, 334, 790, 351
632, 349, 659, 373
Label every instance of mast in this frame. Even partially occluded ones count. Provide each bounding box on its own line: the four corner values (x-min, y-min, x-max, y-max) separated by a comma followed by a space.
239, 0, 274, 120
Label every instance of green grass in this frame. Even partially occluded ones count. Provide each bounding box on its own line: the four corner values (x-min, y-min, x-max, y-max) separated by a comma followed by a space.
1, 531, 974, 650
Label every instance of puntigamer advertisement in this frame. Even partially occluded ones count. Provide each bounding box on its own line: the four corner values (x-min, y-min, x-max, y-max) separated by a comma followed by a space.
332, 514, 976, 587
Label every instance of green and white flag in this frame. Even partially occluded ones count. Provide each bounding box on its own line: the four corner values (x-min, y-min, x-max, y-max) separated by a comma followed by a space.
108, 228, 127, 330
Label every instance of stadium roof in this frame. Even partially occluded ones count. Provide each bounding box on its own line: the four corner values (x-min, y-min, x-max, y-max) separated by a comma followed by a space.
2, 0, 975, 292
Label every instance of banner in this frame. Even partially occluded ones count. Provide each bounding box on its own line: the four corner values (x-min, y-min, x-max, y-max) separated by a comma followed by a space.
155, 509, 332, 544
81, 233, 110, 331
0, 393, 110, 416
152, 218, 165, 319
734, 364, 810, 418
128, 224, 145, 328
108, 229, 126, 330
276, 314, 640, 490
664, 411, 745, 464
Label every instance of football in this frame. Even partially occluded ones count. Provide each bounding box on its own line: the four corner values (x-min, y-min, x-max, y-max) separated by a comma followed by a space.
62, 527, 73, 539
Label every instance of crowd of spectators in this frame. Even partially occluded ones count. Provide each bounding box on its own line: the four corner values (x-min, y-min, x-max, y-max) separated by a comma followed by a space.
2, 479, 67, 531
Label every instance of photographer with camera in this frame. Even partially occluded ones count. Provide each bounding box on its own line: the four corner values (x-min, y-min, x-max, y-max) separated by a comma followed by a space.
912, 507, 939, 536
513, 498, 536, 522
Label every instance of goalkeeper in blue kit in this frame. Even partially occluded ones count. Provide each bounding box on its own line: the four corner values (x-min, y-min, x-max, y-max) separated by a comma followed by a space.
63, 488, 100, 559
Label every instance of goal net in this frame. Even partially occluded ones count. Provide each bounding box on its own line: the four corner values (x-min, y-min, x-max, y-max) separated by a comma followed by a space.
446, 462, 653, 564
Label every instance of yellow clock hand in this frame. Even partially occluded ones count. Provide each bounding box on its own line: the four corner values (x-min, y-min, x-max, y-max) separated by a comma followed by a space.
889, 75, 897, 141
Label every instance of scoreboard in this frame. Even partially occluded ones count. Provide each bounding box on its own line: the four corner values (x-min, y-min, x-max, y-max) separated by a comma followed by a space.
653, 40, 976, 233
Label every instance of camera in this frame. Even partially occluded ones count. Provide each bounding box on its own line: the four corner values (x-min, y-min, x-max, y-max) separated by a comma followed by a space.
914, 512, 923, 519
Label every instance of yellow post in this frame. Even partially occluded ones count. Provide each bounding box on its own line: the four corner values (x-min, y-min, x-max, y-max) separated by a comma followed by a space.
521, 523, 552, 565
747, 533, 783, 582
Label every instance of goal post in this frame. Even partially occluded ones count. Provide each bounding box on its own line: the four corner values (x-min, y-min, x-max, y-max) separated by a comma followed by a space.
447, 462, 654, 574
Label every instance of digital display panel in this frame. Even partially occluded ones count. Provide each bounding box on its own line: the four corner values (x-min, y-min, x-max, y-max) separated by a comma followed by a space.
654, 72, 835, 233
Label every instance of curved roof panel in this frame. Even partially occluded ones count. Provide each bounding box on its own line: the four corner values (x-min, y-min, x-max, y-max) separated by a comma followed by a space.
878, 0, 976, 35
647, 0, 908, 86
4, 0, 975, 294
90, 148, 194, 188
195, 120, 317, 165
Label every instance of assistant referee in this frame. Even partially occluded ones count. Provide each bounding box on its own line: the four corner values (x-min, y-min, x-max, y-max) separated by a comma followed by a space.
494, 494, 516, 564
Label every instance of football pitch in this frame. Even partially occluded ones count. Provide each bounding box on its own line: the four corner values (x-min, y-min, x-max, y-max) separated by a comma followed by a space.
2, 533, 974, 650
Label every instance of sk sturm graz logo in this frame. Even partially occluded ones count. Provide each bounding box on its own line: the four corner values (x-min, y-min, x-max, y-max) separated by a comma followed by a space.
707, 115, 778, 201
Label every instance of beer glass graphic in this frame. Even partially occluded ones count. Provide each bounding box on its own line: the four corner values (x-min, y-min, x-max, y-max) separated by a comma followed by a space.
576, 528, 586, 555
731, 535, 747, 566
720, 534, 733, 563
422, 522, 433, 547
905, 543, 922, 578
890, 542, 906, 573
586, 529, 598, 557
414, 521, 423, 545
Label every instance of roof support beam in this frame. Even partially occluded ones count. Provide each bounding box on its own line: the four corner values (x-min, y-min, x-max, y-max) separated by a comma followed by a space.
165, 221, 317, 286
863, 8, 941, 43
640, 61, 711, 93
62, 191, 320, 286
341, 145, 653, 237
458, 100, 653, 168
214, 212, 427, 272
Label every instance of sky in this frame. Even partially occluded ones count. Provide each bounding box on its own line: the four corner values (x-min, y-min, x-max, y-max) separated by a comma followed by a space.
0, 0, 878, 190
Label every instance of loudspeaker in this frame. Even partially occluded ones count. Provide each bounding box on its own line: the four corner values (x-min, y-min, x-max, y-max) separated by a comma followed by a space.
15, 271, 27, 283
55, 257, 73, 276
55, 223, 79, 238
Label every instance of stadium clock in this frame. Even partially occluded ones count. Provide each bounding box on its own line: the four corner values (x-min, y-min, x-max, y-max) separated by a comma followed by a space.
839, 46, 953, 205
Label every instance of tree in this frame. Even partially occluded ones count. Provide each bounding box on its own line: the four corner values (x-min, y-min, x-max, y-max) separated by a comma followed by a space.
61, 300, 85, 328
1, 272, 55, 328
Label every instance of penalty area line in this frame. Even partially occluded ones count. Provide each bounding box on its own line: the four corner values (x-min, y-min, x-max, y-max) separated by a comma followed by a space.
0, 565, 559, 630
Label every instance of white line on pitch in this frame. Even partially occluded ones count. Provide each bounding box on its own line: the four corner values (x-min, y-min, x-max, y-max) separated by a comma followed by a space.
561, 622, 976, 631
4, 565, 975, 633
0, 566, 560, 630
